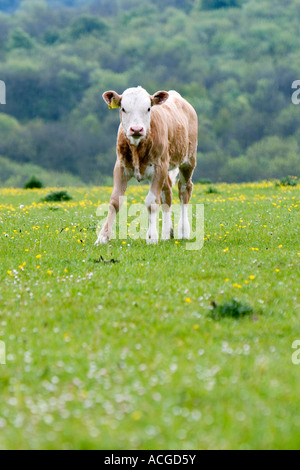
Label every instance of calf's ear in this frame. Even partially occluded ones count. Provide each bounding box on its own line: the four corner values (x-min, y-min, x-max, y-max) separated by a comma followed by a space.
151, 91, 169, 106
102, 91, 122, 109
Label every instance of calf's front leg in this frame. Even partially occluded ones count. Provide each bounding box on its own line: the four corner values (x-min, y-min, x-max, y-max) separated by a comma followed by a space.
145, 167, 166, 245
145, 191, 159, 244
95, 162, 128, 245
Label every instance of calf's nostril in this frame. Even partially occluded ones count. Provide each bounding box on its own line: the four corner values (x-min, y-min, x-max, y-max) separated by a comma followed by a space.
130, 127, 144, 135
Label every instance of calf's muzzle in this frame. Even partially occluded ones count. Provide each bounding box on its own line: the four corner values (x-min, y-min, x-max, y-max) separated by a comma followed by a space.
129, 126, 145, 137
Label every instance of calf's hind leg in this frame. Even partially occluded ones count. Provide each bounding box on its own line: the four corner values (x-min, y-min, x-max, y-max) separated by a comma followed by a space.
161, 175, 174, 240
178, 161, 195, 240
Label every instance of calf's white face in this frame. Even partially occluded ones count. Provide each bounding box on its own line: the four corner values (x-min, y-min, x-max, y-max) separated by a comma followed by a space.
121, 88, 151, 146
103, 86, 169, 146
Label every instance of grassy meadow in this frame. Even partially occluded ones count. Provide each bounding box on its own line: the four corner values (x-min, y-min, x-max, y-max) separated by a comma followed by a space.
0, 182, 299, 449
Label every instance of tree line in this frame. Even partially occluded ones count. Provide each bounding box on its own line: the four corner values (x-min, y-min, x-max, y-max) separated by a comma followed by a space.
0, 0, 299, 186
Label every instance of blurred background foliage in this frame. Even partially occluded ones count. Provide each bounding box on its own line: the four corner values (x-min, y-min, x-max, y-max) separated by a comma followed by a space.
0, 0, 299, 186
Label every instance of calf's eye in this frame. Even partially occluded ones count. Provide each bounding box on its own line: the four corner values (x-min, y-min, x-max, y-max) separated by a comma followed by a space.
122, 108, 126, 113
148, 108, 151, 112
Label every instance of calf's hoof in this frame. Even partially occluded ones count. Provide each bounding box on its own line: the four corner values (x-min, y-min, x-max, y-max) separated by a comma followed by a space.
146, 229, 159, 245
95, 234, 109, 245
147, 237, 159, 245
161, 226, 174, 241
177, 221, 190, 240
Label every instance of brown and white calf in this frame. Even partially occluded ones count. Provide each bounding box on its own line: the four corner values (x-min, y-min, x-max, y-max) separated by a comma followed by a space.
95, 86, 198, 245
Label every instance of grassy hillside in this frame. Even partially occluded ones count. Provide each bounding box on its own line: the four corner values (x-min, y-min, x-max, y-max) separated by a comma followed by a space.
0, 0, 299, 185
0, 156, 86, 187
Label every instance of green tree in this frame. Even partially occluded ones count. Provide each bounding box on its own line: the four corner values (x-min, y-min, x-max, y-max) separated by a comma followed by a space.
69, 15, 109, 38
202, 0, 242, 9
8, 29, 35, 49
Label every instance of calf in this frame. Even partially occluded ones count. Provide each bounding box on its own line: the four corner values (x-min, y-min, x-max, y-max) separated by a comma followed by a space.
95, 86, 198, 245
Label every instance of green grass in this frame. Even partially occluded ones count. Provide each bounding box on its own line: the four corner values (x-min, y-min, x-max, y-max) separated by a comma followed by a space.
0, 182, 299, 450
